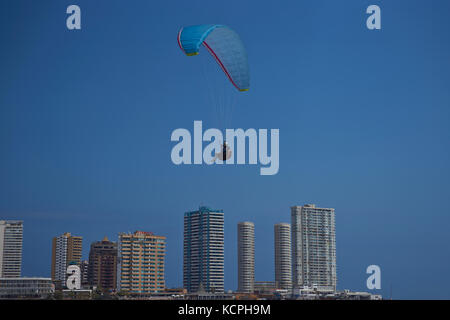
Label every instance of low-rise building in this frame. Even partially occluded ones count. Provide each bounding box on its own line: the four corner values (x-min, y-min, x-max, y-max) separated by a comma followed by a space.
254, 281, 276, 295
337, 289, 382, 300
292, 286, 382, 300
0, 277, 54, 299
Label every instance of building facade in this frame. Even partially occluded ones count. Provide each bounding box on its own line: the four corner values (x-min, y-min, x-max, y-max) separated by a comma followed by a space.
88, 236, 118, 291
117, 231, 165, 294
184, 206, 224, 293
274, 223, 292, 290
80, 260, 89, 287
0, 277, 54, 299
51, 232, 83, 286
237, 222, 254, 293
253, 281, 276, 295
0, 220, 23, 278
291, 204, 337, 291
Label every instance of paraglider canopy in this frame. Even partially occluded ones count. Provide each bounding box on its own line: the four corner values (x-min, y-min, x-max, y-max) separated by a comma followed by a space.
177, 24, 250, 92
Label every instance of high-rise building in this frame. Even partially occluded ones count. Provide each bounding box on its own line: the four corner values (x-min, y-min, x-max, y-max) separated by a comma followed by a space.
184, 206, 224, 293
291, 204, 337, 291
274, 223, 292, 290
51, 232, 83, 286
117, 231, 165, 294
88, 236, 118, 291
0, 220, 23, 278
237, 222, 254, 293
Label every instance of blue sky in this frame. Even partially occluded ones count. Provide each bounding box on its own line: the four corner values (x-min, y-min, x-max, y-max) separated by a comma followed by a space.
1, 0, 449, 299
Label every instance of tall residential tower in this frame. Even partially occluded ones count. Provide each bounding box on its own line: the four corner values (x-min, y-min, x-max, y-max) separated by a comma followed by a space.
274, 223, 292, 290
0, 220, 23, 278
117, 231, 165, 294
51, 232, 83, 286
88, 236, 118, 291
291, 204, 337, 291
184, 206, 224, 293
237, 222, 255, 293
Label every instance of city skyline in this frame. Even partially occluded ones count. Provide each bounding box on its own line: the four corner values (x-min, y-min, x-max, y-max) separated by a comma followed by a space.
0, 200, 418, 296
1, 202, 339, 295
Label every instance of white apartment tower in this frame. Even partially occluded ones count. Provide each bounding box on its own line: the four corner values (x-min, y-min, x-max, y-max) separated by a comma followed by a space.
274, 223, 292, 290
0, 220, 23, 278
291, 204, 337, 291
51, 232, 83, 285
237, 222, 255, 293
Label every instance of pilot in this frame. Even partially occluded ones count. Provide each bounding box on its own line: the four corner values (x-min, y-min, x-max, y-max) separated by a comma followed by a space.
211, 141, 232, 163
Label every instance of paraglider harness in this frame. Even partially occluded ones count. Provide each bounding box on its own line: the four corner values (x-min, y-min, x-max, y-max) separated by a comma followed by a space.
223, 141, 227, 163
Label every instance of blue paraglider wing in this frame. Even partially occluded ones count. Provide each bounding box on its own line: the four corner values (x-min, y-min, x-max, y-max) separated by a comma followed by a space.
177, 24, 250, 92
